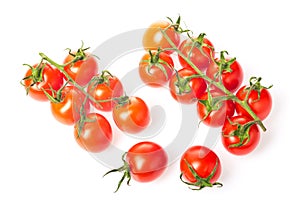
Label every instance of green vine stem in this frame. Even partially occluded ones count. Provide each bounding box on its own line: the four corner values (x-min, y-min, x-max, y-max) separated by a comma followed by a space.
160, 30, 266, 132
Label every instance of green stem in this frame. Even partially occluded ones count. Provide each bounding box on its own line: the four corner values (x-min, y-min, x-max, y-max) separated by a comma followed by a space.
160, 30, 266, 132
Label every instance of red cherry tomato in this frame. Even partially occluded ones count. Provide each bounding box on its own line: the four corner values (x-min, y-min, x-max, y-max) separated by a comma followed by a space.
143, 20, 180, 54
23, 63, 64, 102
180, 146, 222, 190
50, 86, 90, 125
112, 96, 150, 134
74, 113, 112, 153
88, 73, 124, 112
236, 81, 272, 120
139, 51, 174, 87
178, 34, 214, 72
222, 116, 260, 156
169, 68, 207, 104
197, 90, 235, 127
63, 52, 98, 86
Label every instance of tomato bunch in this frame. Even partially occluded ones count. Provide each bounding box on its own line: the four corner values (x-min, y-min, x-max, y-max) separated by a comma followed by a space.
21, 16, 273, 192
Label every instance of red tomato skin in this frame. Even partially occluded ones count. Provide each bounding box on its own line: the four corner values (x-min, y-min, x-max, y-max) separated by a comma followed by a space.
23, 63, 64, 102
112, 97, 150, 134
74, 113, 112, 153
236, 86, 272, 120
222, 116, 260, 156
180, 146, 221, 184
178, 38, 214, 72
139, 51, 174, 87
63, 53, 98, 87
127, 142, 168, 182
206, 58, 243, 93
169, 68, 207, 104
50, 86, 90, 125
143, 21, 180, 54
197, 91, 235, 127
88, 76, 124, 112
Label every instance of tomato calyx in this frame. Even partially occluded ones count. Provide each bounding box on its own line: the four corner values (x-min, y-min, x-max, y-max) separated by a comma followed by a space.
244, 77, 273, 102
180, 159, 223, 190
223, 118, 259, 148
174, 70, 192, 94
166, 15, 190, 34
103, 153, 131, 193
188, 33, 214, 58
65, 41, 91, 65
214, 51, 236, 77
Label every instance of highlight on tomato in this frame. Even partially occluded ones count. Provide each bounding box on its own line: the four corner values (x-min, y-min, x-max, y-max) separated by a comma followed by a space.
50, 86, 90, 126
169, 68, 207, 104
236, 77, 272, 120
112, 96, 150, 134
74, 113, 112, 153
197, 90, 235, 127
22, 62, 64, 102
222, 115, 260, 156
88, 71, 124, 112
139, 50, 174, 87
180, 145, 222, 190
178, 33, 214, 72
103, 141, 168, 192
63, 49, 98, 87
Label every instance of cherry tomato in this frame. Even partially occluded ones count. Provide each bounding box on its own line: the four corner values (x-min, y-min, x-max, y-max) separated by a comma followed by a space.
169, 68, 207, 104
74, 113, 112, 153
222, 116, 260, 156
197, 91, 235, 127
143, 20, 180, 54
23, 62, 64, 102
180, 146, 222, 190
88, 73, 124, 112
236, 82, 272, 120
206, 53, 243, 93
50, 86, 90, 125
178, 34, 214, 72
63, 52, 98, 86
139, 50, 174, 87
112, 96, 150, 134
104, 141, 168, 192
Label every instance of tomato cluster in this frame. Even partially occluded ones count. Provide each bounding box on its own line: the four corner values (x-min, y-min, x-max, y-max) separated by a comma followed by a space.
21, 16, 273, 192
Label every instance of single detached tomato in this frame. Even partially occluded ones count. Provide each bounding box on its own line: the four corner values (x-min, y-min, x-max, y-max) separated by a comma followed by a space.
222, 116, 260, 156
63, 51, 98, 86
22, 62, 64, 102
139, 50, 174, 87
180, 146, 222, 190
112, 96, 150, 134
178, 33, 214, 72
236, 77, 272, 120
50, 86, 90, 125
104, 141, 168, 192
197, 90, 235, 127
206, 51, 243, 93
169, 68, 207, 104
88, 72, 124, 112
143, 20, 180, 54
74, 113, 112, 153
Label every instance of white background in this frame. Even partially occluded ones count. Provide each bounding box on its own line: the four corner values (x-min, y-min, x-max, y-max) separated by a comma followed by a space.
1, 0, 299, 199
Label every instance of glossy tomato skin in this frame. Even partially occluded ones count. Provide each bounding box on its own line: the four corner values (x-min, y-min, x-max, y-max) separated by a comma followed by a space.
143, 21, 180, 54
50, 86, 90, 125
127, 141, 168, 182
112, 97, 150, 134
23, 63, 64, 101
236, 86, 272, 120
180, 146, 221, 184
206, 58, 243, 93
169, 68, 207, 104
197, 91, 235, 127
74, 113, 112, 153
178, 37, 214, 72
139, 51, 174, 87
222, 116, 260, 156
63, 52, 98, 87
88, 75, 124, 112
